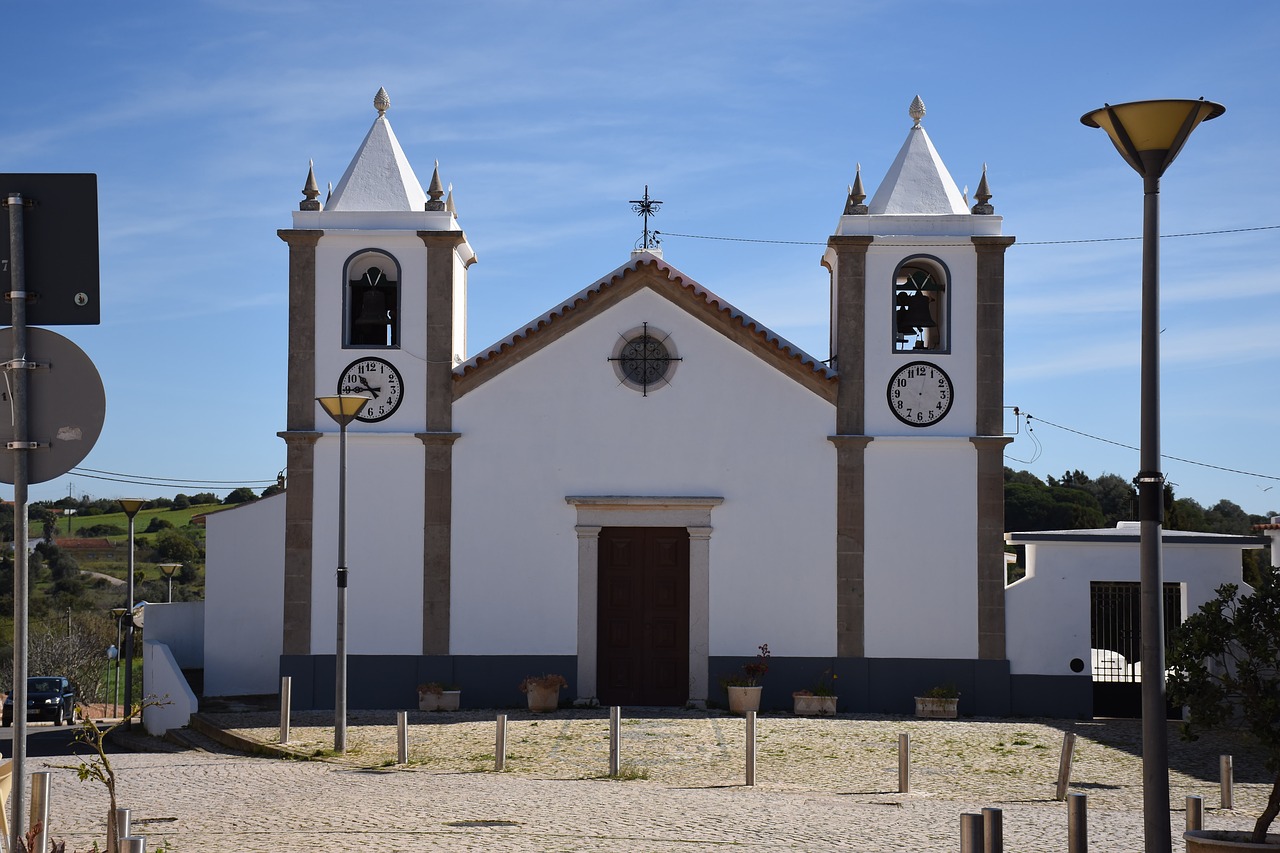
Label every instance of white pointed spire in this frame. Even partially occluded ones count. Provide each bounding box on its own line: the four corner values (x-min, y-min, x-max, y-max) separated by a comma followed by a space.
326, 88, 428, 211
866, 96, 968, 215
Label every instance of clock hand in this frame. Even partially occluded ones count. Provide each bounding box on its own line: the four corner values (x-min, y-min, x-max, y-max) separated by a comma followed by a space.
356, 374, 382, 399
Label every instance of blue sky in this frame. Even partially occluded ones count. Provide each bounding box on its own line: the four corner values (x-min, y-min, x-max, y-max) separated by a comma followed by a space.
4, 1, 1278, 517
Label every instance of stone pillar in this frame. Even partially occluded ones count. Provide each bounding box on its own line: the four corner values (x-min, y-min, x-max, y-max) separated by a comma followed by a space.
276, 229, 323, 656
575, 525, 602, 702
686, 525, 713, 707
417, 432, 460, 655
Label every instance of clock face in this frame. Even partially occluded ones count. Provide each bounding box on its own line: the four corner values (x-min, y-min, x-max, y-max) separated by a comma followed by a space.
338, 357, 404, 423
887, 361, 953, 426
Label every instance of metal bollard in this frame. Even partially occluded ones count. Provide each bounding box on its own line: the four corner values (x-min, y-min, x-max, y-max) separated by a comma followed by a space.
29, 771, 50, 853
609, 706, 621, 776
116, 807, 131, 844
121, 836, 146, 853
397, 710, 409, 765
279, 676, 292, 744
1055, 732, 1077, 801
1187, 794, 1204, 831
745, 710, 756, 787
982, 806, 1003, 853
898, 733, 910, 793
1220, 755, 1233, 809
1067, 791, 1087, 853
495, 714, 507, 772
959, 813, 983, 853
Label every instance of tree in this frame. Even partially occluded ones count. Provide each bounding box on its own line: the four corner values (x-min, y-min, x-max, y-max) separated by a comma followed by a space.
144, 516, 174, 534
1167, 566, 1280, 843
154, 528, 201, 564
172, 493, 191, 510
222, 487, 257, 505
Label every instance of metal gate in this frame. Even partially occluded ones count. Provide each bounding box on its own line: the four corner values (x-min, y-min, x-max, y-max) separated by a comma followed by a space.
1089, 581, 1181, 718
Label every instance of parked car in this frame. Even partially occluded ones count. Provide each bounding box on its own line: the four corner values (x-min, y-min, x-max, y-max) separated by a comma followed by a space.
2, 676, 76, 726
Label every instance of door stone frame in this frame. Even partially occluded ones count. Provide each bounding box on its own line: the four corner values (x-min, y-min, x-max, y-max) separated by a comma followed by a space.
566, 496, 723, 708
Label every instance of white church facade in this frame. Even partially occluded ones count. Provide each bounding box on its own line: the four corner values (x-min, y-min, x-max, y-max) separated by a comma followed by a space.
205, 90, 1126, 716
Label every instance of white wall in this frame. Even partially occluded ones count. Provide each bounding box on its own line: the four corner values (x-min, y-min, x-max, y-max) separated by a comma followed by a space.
452, 287, 837, 658
863, 240, 978, 438
1005, 533, 1256, 677
142, 602, 204, 668
142, 640, 198, 735
863, 437, 978, 658
309, 434, 426, 654
204, 494, 285, 696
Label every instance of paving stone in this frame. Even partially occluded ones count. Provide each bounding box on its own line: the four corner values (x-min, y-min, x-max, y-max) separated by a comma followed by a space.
31, 711, 1273, 851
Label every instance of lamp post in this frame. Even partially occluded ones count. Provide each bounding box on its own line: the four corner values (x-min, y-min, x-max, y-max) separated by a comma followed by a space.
316, 393, 370, 753
158, 563, 181, 603
118, 498, 145, 730
110, 606, 126, 718
1082, 98, 1223, 853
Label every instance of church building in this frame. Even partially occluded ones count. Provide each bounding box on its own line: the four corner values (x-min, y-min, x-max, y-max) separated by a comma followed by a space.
205, 90, 1038, 714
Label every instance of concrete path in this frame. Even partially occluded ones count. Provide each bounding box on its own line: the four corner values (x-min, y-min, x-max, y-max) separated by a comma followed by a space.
34, 710, 1274, 851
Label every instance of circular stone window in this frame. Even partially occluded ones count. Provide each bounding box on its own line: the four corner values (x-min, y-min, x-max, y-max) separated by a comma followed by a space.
610, 324, 679, 394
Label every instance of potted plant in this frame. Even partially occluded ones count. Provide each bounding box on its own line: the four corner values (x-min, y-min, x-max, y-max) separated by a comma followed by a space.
1169, 566, 1280, 850
914, 684, 960, 718
720, 643, 770, 713
417, 682, 461, 711
793, 669, 838, 716
519, 673, 567, 713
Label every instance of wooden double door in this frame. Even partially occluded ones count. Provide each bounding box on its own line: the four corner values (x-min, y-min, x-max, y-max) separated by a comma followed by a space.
597, 527, 689, 706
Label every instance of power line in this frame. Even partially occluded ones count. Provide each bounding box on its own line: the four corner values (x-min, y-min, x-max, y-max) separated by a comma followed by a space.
655, 223, 1280, 248
69, 466, 277, 489
1020, 412, 1280, 482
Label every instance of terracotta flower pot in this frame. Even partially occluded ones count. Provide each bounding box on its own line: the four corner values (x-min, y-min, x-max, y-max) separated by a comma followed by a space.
1184, 830, 1280, 851
726, 685, 762, 714
914, 696, 959, 718
525, 684, 561, 713
793, 694, 837, 716
417, 690, 460, 712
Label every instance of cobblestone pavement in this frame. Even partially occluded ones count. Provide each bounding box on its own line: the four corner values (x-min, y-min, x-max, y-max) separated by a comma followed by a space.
36, 709, 1274, 852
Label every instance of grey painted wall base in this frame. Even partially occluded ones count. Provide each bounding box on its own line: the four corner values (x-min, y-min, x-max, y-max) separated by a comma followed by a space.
279, 654, 1091, 719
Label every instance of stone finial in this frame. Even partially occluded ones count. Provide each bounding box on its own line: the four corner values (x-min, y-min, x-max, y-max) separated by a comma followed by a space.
971, 163, 994, 215
300, 160, 322, 211
445, 182, 456, 218
909, 95, 925, 127
843, 163, 868, 215
425, 160, 447, 210
374, 87, 390, 116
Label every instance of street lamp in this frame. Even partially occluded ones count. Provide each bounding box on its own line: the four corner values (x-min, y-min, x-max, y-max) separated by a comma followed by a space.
118, 498, 145, 730
1081, 98, 1223, 853
316, 393, 370, 753
158, 563, 181, 603
110, 606, 127, 718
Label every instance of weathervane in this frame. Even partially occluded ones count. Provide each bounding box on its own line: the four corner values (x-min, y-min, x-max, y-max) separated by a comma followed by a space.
629, 185, 662, 250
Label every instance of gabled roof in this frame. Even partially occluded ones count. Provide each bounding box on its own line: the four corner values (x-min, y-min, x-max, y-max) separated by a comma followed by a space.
326, 108, 427, 212
867, 98, 968, 215
454, 253, 836, 402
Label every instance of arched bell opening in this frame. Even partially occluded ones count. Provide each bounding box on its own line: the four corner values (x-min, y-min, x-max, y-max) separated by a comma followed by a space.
345, 251, 401, 348
892, 256, 950, 354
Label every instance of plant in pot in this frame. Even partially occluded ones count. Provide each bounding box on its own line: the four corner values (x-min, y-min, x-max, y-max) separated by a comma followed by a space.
793, 669, 838, 716
417, 682, 461, 711
519, 673, 567, 713
720, 643, 770, 713
914, 684, 960, 718
1168, 565, 1280, 849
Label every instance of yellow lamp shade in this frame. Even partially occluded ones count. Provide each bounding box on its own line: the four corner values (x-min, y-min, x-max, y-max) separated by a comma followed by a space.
1081, 98, 1224, 177
317, 393, 372, 426
118, 498, 146, 518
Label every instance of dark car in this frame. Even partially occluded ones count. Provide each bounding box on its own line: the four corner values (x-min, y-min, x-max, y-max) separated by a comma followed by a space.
2, 676, 76, 726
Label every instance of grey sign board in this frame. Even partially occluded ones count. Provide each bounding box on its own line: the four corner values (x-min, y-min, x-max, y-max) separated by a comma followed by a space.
1, 173, 101, 325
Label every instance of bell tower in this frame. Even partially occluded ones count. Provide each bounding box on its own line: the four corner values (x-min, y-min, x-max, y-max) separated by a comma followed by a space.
823, 98, 1014, 708
277, 89, 475, 663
